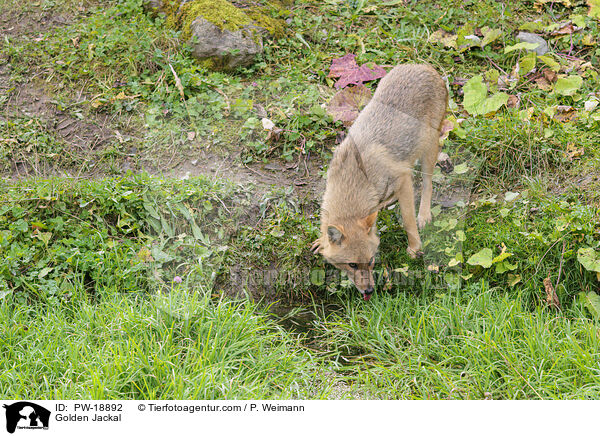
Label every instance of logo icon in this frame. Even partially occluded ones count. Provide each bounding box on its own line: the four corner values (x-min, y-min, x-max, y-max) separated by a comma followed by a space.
3, 402, 50, 434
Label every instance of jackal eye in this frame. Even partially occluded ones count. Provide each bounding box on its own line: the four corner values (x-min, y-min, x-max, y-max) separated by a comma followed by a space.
348, 263, 358, 270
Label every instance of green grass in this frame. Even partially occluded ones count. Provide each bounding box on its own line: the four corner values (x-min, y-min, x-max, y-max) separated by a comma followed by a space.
319, 284, 600, 399
0, 286, 333, 399
1, 174, 599, 400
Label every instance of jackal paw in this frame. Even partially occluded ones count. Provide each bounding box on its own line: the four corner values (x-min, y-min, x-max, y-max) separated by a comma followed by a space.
417, 212, 432, 230
407, 246, 423, 259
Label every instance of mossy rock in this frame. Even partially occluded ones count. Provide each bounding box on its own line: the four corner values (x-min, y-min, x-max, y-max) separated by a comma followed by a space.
144, 0, 287, 70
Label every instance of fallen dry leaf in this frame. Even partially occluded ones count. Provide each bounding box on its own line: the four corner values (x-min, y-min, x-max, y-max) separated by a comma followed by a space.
552, 22, 576, 35
554, 105, 577, 122
564, 142, 584, 160
535, 77, 553, 91
168, 64, 185, 99
261, 118, 275, 131
507, 95, 520, 108
326, 85, 372, 125
439, 119, 455, 141
436, 152, 454, 174
543, 275, 561, 309
328, 54, 386, 89
261, 117, 283, 142
427, 264, 440, 273
543, 68, 558, 83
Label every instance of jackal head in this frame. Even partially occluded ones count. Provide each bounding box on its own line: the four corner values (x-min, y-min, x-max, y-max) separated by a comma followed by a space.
312, 211, 379, 300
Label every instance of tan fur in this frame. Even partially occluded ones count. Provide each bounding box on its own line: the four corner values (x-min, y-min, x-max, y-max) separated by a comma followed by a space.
312, 64, 448, 299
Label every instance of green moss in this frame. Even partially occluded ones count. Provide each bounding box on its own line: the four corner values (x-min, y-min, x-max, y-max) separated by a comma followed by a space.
161, 0, 285, 40
173, 0, 252, 39
161, 0, 182, 28
246, 8, 285, 38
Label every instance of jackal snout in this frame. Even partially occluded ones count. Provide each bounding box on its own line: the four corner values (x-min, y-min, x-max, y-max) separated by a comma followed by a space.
311, 212, 379, 300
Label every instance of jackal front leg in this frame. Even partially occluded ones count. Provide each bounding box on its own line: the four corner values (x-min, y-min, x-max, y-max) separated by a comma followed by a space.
395, 173, 422, 258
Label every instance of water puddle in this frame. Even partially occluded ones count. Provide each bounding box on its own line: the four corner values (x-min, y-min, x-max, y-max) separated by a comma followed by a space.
266, 302, 341, 335
264, 301, 366, 366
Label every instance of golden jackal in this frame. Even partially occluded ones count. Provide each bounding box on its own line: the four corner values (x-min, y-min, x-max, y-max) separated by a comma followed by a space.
312, 64, 448, 300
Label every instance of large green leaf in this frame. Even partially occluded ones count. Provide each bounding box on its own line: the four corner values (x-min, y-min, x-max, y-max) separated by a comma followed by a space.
504, 42, 540, 53
467, 248, 493, 268
538, 55, 561, 72
577, 247, 600, 272
554, 75, 583, 96
589, 0, 600, 19
463, 75, 509, 116
579, 291, 600, 319
519, 52, 537, 75
481, 27, 502, 47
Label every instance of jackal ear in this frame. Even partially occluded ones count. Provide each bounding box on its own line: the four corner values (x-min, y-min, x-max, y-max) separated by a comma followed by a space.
360, 211, 378, 231
327, 225, 344, 245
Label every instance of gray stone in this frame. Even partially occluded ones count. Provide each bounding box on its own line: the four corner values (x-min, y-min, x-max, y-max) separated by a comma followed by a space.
187, 17, 263, 69
516, 32, 549, 55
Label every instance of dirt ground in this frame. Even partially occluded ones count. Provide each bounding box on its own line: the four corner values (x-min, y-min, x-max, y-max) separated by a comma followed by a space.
0, 0, 326, 198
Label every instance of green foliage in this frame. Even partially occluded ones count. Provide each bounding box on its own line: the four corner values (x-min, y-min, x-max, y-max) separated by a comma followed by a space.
0, 175, 238, 302
462, 75, 509, 116
579, 291, 600, 320
0, 289, 332, 398
463, 191, 600, 299
467, 248, 494, 268
577, 247, 600, 273
554, 75, 584, 96
0, 118, 71, 173
320, 285, 600, 399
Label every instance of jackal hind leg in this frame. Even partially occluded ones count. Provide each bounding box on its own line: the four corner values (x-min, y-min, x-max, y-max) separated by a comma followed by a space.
417, 130, 439, 230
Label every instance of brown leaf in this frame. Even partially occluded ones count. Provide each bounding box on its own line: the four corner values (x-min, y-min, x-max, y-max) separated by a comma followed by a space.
439, 119, 455, 140
328, 54, 387, 89
563, 142, 585, 160
535, 77, 553, 91
261, 118, 283, 142
507, 95, 520, 108
552, 22, 576, 35
328, 54, 358, 78
436, 152, 454, 174
543, 275, 561, 309
326, 85, 372, 125
554, 105, 577, 122
543, 68, 557, 83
